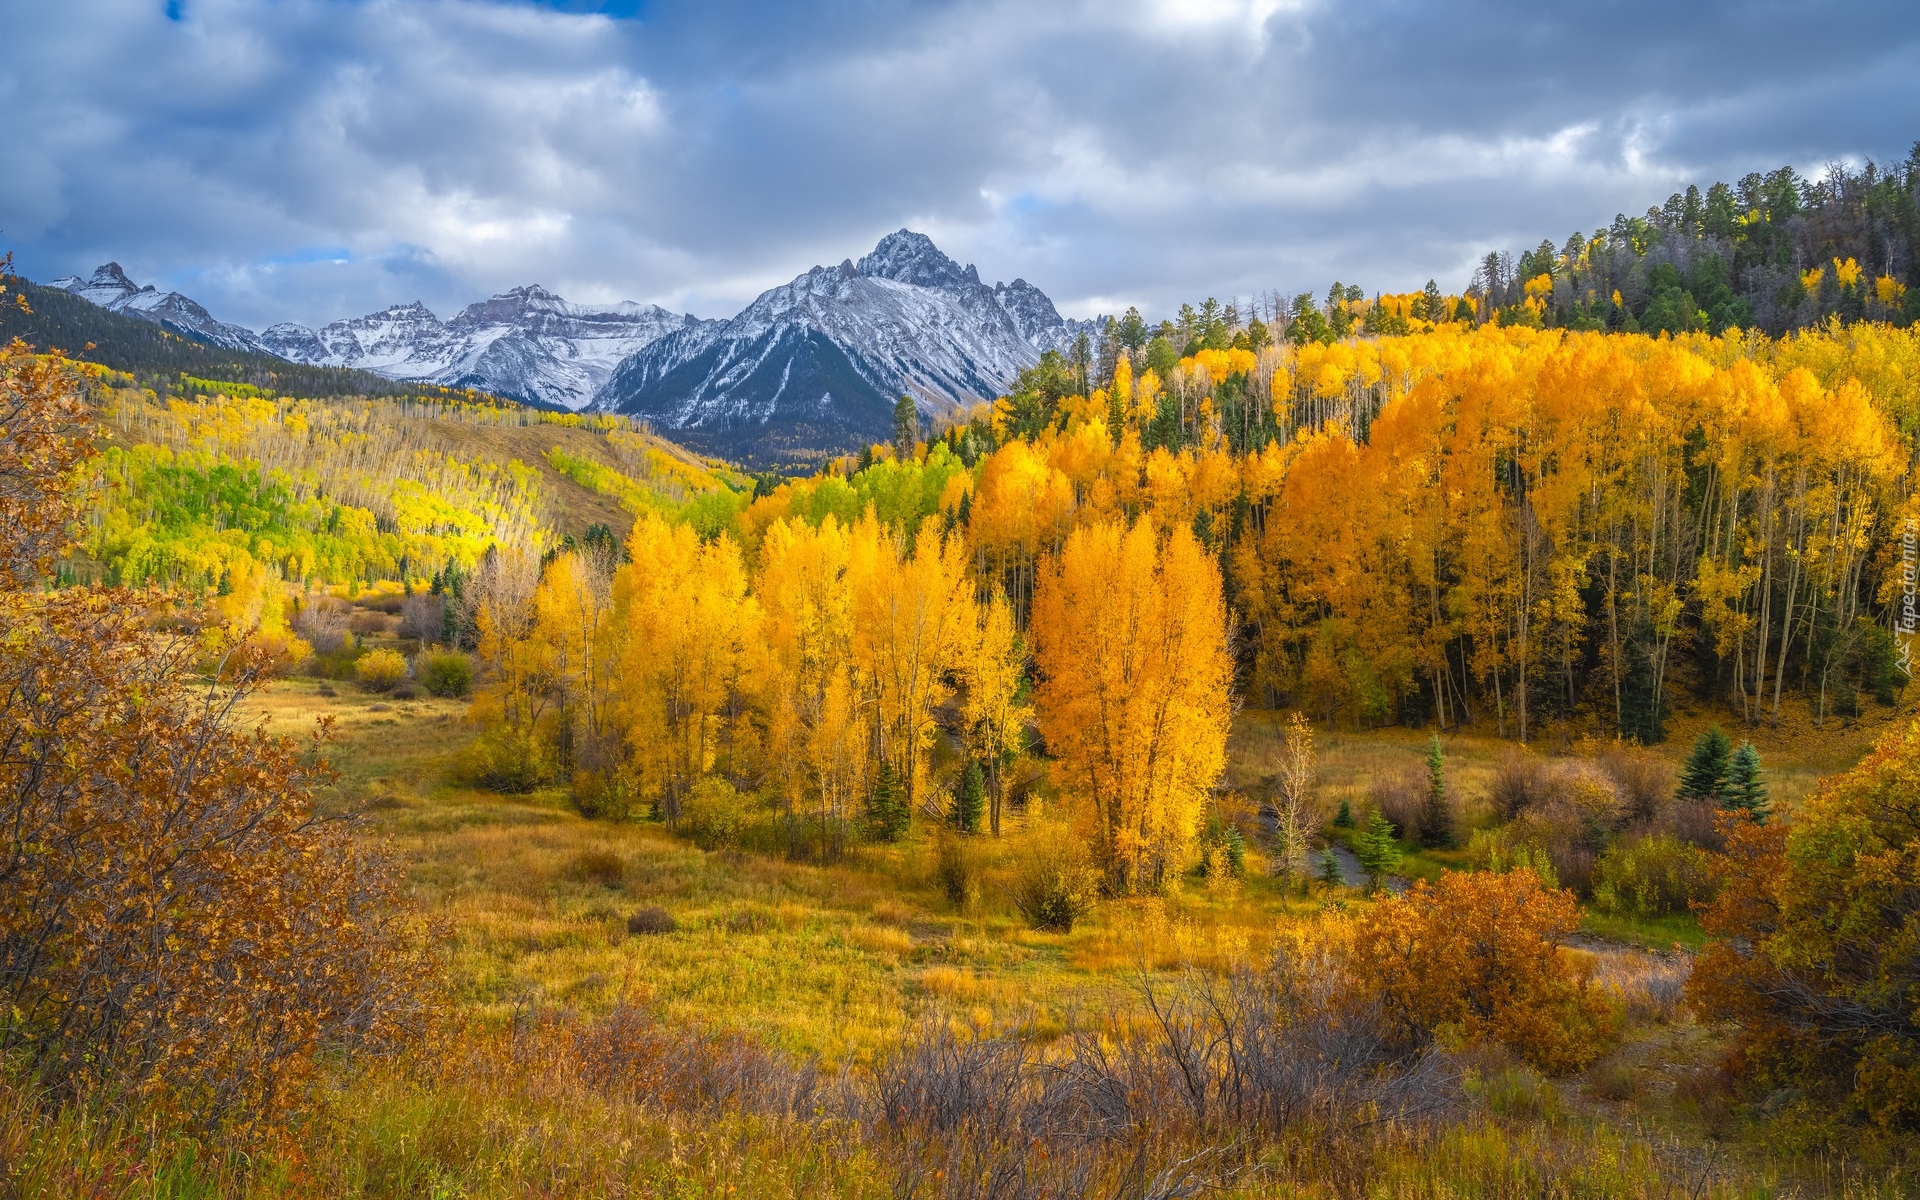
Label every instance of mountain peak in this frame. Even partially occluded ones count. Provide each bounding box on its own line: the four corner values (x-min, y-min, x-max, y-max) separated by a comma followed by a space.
856, 230, 977, 290
90, 262, 136, 288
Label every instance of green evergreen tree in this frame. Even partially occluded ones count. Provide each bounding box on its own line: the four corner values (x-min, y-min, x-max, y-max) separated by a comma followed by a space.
892, 395, 919, 459
1419, 735, 1456, 849
866, 760, 909, 842
1677, 725, 1733, 804
953, 760, 985, 833
1196, 812, 1246, 878
1317, 845, 1345, 888
1353, 810, 1403, 892
1725, 741, 1769, 822
1332, 796, 1353, 828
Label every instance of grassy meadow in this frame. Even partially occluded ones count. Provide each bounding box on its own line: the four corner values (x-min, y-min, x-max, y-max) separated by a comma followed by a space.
97, 615, 1892, 1199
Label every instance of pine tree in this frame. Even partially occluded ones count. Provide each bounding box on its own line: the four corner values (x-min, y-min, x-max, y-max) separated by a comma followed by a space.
1725, 741, 1769, 822
1332, 796, 1353, 827
892, 395, 919, 459
953, 760, 985, 833
866, 760, 909, 842
1317, 845, 1345, 888
1419, 735, 1455, 848
1354, 810, 1403, 892
1677, 726, 1733, 804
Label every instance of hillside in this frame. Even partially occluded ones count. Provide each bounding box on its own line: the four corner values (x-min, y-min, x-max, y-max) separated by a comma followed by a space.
68, 364, 744, 593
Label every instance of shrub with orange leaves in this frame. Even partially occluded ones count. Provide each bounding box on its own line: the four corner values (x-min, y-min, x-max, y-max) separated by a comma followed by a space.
0, 336, 436, 1139
1353, 868, 1619, 1073
1689, 721, 1920, 1133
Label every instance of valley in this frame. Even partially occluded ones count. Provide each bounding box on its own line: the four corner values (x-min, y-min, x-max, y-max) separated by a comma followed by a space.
4, 144, 1920, 1197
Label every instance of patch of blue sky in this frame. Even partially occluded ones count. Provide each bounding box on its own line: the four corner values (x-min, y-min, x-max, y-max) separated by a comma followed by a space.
516, 0, 647, 17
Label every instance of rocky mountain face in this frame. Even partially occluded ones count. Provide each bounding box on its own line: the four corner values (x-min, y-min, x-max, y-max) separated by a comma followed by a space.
50, 264, 271, 354
592, 231, 1096, 463
262, 286, 707, 411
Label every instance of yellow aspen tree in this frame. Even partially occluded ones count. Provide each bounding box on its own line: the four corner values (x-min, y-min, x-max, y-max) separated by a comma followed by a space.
532, 547, 623, 796
614, 514, 755, 824
1031, 518, 1232, 893
754, 515, 866, 858
849, 514, 975, 823
468, 545, 548, 743
960, 588, 1031, 835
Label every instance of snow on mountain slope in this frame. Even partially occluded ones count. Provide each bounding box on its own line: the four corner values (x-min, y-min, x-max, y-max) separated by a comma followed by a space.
594, 230, 1098, 462
264, 285, 707, 410
51, 264, 271, 354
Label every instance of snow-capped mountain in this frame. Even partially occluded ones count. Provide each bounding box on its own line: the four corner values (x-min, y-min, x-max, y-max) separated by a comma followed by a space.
592, 231, 1097, 462
50, 263, 271, 354
263, 286, 708, 410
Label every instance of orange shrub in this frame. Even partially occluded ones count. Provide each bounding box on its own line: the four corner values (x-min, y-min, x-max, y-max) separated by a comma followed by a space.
1690, 722, 1920, 1132
1354, 869, 1618, 1073
0, 334, 436, 1140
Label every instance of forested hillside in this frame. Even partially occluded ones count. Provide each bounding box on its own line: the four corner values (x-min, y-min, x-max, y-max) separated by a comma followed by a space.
1470, 149, 1920, 335
63, 363, 747, 599
682, 321, 1917, 750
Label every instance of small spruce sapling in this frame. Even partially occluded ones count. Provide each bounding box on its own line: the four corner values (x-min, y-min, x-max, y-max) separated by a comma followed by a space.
1677, 725, 1733, 804
1333, 796, 1353, 828
866, 760, 909, 842
1419, 735, 1456, 849
1725, 741, 1769, 822
1317, 845, 1346, 888
1354, 810, 1403, 892
953, 760, 986, 833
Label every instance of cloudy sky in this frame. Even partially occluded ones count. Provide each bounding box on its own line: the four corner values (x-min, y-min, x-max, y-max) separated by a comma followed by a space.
3, 0, 1915, 330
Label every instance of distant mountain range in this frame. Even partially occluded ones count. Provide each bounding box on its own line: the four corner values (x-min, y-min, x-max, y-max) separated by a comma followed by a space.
259, 288, 703, 413
48, 231, 1095, 462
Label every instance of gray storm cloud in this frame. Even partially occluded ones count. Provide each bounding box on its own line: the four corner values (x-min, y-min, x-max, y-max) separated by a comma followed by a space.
2, 0, 1914, 329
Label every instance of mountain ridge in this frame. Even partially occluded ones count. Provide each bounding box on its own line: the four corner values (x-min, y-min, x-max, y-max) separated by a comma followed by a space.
261, 284, 709, 411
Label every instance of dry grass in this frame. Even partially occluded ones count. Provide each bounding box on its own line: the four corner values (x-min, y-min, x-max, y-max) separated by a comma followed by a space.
104, 688, 1892, 1196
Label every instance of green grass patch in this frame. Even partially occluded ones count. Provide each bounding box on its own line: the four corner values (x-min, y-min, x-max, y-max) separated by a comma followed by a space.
1580, 908, 1706, 952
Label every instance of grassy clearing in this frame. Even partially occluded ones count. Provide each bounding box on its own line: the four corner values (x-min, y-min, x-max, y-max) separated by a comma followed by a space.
97, 681, 1894, 1196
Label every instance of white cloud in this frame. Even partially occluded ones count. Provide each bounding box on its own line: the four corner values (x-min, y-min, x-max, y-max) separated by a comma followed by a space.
1, 0, 1911, 329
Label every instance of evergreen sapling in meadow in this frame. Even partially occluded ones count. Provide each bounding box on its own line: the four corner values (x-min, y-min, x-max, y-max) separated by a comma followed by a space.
867, 760, 909, 842
1318, 845, 1346, 888
1420, 735, 1456, 849
1725, 741, 1769, 821
1677, 726, 1733, 804
1354, 810, 1402, 892
953, 760, 985, 833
